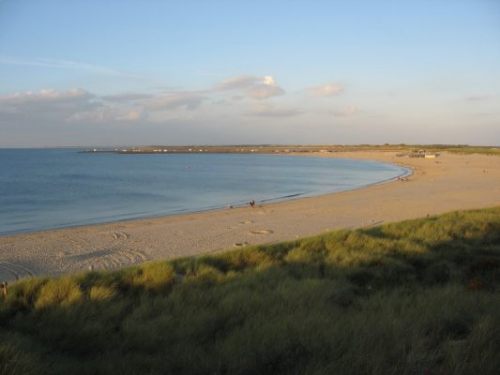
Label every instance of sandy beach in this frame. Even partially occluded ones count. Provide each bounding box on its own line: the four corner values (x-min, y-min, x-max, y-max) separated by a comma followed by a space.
1, 151, 499, 282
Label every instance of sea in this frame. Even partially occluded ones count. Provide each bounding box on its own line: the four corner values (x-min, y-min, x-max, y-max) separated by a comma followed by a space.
0, 149, 409, 235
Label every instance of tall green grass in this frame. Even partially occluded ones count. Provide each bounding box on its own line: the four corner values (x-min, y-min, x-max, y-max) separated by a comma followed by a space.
0, 207, 499, 374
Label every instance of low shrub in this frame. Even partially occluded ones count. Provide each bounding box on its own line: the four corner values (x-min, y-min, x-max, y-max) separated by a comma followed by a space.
34, 278, 82, 309
128, 262, 175, 292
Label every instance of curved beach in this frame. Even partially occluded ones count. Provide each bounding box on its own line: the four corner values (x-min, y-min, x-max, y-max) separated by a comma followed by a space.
1, 151, 499, 281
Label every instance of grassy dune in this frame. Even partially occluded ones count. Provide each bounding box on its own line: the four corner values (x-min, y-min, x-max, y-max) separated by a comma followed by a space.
1, 208, 499, 374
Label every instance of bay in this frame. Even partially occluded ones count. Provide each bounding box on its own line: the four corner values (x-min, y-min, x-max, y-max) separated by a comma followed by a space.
0, 149, 408, 235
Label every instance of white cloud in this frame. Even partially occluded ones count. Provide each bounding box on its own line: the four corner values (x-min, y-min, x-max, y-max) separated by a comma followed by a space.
144, 92, 206, 111
215, 75, 260, 91
66, 108, 114, 123
247, 83, 285, 100
68, 107, 146, 123
215, 75, 285, 99
308, 83, 344, 97
102, 93, 153, 102
249, 108, 302, 117
0, 88, 92, 105
0, 88, 98, 117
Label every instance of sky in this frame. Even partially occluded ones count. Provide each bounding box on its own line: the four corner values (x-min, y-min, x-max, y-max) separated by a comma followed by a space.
0, 0, 499, 147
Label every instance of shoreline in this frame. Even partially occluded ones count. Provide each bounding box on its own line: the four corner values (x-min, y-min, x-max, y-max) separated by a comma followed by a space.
1, 151, 498, 282
0, 156, 411, 238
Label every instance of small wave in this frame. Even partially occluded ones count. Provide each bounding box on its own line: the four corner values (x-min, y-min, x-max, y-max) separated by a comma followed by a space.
260, 192, 305, 203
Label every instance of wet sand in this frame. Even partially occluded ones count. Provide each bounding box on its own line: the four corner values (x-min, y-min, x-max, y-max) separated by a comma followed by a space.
1, 151, 499, 281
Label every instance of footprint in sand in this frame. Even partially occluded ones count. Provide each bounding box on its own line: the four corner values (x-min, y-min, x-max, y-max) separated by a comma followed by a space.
249, 229, 274, 235
234, 242, 249, 247
65, 248, 147, 272
239, 220, 254, 225
112, 231, 130, 240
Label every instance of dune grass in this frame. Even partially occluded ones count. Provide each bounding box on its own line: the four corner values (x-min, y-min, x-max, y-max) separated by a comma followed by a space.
348, 144, 500, 155
0, 207, 499, 374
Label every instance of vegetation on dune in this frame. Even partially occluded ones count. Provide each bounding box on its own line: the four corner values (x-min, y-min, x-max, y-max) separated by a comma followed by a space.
1, 207, 499, 374
319, 144, 500, 156
394, 144, 500, 155
307, 144, 500, 155
433, 145, 500, 155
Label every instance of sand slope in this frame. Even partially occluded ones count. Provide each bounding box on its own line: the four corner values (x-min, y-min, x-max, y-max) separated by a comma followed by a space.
1, 151, 499, 281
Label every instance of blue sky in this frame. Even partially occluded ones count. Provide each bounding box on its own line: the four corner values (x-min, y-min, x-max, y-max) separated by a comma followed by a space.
0, 0, 499, 146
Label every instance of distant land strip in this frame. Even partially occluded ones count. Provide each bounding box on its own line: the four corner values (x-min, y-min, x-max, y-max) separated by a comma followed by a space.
81, 144, 500, 155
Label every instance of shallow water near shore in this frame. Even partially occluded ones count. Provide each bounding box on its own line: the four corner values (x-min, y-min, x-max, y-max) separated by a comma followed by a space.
0, 149, 407, 235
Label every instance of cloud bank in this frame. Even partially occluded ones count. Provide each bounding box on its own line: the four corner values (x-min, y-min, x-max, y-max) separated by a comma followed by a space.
0, 74, 293, 125
0, 89, 100, 120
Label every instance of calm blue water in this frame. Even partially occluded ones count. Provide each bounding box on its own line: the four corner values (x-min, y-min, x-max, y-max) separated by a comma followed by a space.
0, 149, 408, 235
